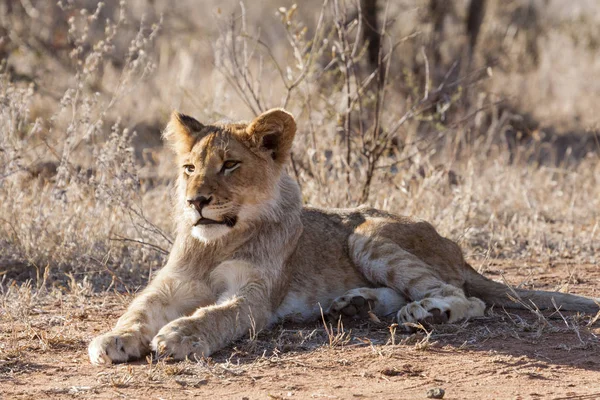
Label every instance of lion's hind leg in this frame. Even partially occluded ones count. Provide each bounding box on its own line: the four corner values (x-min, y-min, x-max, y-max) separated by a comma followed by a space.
349, 231, 486, 327
327, 287, 406, 321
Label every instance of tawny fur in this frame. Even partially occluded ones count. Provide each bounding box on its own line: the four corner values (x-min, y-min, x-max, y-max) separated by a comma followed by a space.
88, 109, 600, 365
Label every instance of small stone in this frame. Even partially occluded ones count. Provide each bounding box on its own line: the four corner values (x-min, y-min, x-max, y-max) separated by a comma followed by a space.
342, 304, 358, 316
426, 388, 445, 399
381, 368, 401, 377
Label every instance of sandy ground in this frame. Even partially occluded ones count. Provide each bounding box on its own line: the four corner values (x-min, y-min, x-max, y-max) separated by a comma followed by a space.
1, 260, 600, 400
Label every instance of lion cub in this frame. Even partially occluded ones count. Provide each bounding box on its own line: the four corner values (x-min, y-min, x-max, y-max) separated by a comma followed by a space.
89, 109, 599, 365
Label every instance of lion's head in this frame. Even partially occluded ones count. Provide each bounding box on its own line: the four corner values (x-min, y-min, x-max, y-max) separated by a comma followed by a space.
163, 108, 297, 242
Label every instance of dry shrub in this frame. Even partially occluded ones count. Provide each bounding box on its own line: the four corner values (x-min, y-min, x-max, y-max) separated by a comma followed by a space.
0, 0, 598, 292
0, 1, 166, 288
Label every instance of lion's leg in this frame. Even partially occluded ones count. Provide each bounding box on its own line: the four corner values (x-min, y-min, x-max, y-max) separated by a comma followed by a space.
327, 287, 407, 321
349, 233, 486, 326
151, 260, 274, 360
88, 272, 214, 365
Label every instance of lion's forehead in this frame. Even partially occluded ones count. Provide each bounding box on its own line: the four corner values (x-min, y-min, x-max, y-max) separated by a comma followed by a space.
189, 131, 249, 166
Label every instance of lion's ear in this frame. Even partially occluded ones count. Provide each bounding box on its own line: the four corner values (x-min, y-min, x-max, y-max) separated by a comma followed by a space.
244, 108, 296, 164
162, 111, 205, 154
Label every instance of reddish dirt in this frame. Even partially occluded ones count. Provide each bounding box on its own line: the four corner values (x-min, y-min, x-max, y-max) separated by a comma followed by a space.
1, 260, 600, 399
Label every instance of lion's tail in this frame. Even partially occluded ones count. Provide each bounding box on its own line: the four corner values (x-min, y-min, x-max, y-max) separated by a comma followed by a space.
463, 264, 600, 314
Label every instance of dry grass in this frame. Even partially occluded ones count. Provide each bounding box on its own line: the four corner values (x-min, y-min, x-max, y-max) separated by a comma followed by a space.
0, 1, 597, 287
0, 0, 600, 397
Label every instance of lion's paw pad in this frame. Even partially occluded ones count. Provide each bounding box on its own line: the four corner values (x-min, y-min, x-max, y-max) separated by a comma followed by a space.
88, 332, 144, 366
328, 295, 374, 320
397, 300, 450, 328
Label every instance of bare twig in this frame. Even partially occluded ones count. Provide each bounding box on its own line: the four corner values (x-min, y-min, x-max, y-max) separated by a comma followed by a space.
333, 0, 354, 197
109, 234, 169, 255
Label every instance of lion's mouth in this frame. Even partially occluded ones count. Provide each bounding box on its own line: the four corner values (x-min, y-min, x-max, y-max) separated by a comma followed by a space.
194, 216, 238, 228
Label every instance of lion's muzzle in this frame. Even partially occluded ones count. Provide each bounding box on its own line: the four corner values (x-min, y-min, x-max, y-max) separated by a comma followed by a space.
187, 195, 212, 213
194, 216, 238, 228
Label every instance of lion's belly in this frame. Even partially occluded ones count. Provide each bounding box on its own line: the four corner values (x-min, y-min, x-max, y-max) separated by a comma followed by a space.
272, 269, 368, 323
270, 209, 371, 324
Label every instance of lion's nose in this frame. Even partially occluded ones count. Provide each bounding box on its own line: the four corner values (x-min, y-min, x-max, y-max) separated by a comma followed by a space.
187, 195, 212, 212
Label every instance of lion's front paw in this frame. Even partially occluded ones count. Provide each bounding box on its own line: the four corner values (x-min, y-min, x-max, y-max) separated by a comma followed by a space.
88, 331, 146, 366
151, 318, 210, 361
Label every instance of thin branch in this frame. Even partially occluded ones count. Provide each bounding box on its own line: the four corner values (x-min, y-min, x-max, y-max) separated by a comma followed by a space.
109, 234, 169, 255
421, 46, 430, 101
333, 0, 353, 198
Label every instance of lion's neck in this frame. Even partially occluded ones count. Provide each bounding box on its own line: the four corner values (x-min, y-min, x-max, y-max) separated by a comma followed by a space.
260, 172, 303, 222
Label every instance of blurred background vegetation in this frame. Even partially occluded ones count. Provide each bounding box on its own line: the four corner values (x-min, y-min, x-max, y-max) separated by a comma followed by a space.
0, 0, 598, 290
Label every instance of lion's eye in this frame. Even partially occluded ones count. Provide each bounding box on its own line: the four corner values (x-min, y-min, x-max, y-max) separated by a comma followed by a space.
183, 164, 195, 174
221, 160, 240, 174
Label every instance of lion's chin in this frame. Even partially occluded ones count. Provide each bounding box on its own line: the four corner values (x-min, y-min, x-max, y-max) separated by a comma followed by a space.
191, 224, 231, 243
